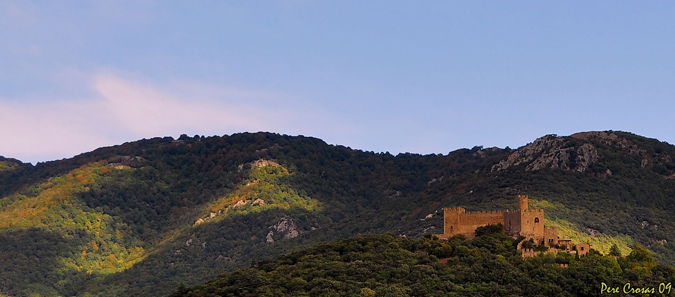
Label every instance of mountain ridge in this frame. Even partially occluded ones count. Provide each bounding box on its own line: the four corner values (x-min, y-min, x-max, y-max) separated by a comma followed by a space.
1, 130, 674, 296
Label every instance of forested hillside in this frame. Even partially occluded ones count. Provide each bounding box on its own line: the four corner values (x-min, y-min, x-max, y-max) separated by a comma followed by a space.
171, 231, 675, 297
1, 131, 674, 296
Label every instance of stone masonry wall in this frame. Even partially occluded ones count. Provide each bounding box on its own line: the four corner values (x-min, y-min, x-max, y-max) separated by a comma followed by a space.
443, 207, 504, 239
520, 209, 545, 242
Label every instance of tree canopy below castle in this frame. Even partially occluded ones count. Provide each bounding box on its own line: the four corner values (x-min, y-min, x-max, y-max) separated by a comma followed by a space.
171, 232, 674, 297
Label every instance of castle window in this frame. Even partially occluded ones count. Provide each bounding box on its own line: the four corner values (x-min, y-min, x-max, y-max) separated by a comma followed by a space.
451, 225, 454, 232
581, 246, 584, 251
534, 217, 540, 223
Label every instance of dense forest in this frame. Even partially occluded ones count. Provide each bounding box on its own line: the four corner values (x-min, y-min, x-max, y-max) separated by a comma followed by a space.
1, 131, 674, 296
171, 230, 675, 297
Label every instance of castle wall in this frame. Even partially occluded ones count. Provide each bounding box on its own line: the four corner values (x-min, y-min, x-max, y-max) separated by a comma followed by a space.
544, 227, 559, 245
577, 243, 590, 257
558, 239, 572, 251
443, 208, 504, 239
521, 248, 538, 258
504, 210, 522, 235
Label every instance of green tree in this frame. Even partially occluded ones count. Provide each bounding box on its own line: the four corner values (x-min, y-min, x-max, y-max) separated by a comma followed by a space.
609, 244, 621, 257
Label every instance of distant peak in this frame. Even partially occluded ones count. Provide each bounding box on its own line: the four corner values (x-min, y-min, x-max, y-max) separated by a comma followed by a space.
491, 134, 598, 173
492, 131, 675, 178
570, 131, 622, 141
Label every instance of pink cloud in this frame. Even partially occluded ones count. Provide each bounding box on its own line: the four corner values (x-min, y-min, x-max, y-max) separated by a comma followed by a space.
0, 100, 111, 162
94, 74, 269, 136
0, 73, 358, 163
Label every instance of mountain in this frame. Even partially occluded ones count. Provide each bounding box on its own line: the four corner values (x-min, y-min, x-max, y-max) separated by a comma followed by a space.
0, 131, 674, 296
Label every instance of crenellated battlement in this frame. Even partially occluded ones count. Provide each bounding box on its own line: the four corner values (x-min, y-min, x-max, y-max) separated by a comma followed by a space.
444, 207, 466, 213
462, 210, 505, 215
445, 208, 544, 215
521, 248, 538, 258
504, 208, 544, 213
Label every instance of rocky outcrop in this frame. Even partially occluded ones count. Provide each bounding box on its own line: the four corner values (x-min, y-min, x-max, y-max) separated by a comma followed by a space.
107, 155, 145, 168
274, 217, 299, 239
571, 131, 640, 153
232, 200, 248, 209
493, 131, 675, 178
251, 159, 280, 168
492, 135, 598, 172
572, 131, 675, 176
266, 217, 301, 243
573, 143, 599, 172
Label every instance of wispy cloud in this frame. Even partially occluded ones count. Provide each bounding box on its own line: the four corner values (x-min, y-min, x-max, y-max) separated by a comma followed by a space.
0, 73, 357, 163
0, 99, 111, 163
94, 74, 269, 136
1, 2, 37, 26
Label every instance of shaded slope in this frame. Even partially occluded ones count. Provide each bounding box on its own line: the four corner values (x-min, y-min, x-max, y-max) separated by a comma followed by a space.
0, 163, 144, 296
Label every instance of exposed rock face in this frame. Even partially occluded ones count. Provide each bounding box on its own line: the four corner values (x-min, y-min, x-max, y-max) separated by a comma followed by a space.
266, 217, 300, 243
274, 217, 299, 239
492, 135, 598, 172
572, 131, 675, 176
574, 143, 599, 172
232, 200, 248, 209
107, 155, 145, 168
493, 131, 675, 178
427, 177, 444, 186
109, 164, 132, 170
251, 159, 280, 168
586, 228, 600, 237
571, 131, 639, 152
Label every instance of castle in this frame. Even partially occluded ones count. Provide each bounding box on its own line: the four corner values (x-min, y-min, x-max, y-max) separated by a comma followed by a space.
439, 195, 589, 256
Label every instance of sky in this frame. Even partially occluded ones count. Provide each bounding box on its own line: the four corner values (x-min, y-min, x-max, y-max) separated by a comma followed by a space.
1, 1, 674, 164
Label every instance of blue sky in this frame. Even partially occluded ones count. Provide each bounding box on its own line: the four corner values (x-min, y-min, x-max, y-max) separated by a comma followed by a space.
2, 1, 674, 163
